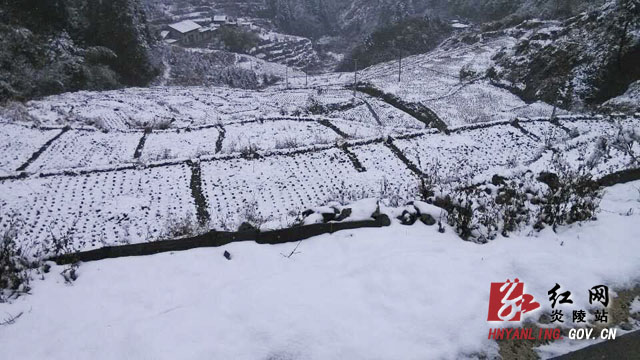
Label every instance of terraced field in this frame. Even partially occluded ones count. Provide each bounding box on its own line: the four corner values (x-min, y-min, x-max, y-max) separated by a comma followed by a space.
2, 114, 637, 255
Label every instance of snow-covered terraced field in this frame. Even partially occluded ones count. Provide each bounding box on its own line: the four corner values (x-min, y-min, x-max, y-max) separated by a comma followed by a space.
201, 148, 361, 230
330, 97, 426, 130
357, 37, 564, 126
0, 123, 62, 173
1, 116, 637, 253
142, 127, 220, 162
23, 34, 569, 136
26, 130, 142, 172
330, 119, 386, 138
0, 117, 395, 173
286, 34, 568, 127
396, 122, 542, 184
221, 120, 341, 153
25, 87, 417, 132
0, 164, 196, 253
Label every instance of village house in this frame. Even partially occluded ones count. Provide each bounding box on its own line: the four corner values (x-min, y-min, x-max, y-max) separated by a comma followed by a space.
163, 20, 212, 45
212, 15, 229, 25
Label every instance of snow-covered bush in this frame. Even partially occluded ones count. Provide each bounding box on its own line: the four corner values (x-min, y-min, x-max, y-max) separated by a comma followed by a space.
0, 102, 36, 124
240, 199, 268, 230
535, 156, 601, 231
459, 63, 480, 81
163, 214, 200, 239
494, 179, 533, 237
611, 124, 640, 165
274, 137, 300, 149
325, 181, 375, 206
0, 216, 30, 302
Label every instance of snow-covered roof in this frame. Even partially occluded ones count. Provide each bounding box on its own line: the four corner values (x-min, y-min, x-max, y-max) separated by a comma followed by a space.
164, 39, 178, 44
168, 20, 201, 34
213, 15, 228, 22
160, 30, 169, 39
451, 21, 470, 29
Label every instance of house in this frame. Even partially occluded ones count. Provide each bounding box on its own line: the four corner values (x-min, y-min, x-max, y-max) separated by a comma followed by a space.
164, 20, 211, 45
213, 15, 228, 25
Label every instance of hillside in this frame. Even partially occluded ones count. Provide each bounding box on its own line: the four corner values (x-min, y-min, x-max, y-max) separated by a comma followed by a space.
0, 0, 160, 102
490, 0, 640, 109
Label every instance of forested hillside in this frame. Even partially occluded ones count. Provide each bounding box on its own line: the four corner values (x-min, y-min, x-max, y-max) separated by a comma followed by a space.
0, 0, 160, 102
490, 0, 640, 109
263, 0, 607, 40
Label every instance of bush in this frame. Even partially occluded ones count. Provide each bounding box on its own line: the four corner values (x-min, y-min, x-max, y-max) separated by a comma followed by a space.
217, 27, 260, 54
431, 173, 539, 241
535, 156, 601, 231
0, 217, 30, 302
459, 63, 481, 81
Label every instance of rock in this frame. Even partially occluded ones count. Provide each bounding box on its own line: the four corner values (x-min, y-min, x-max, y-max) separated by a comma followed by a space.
321, 211, 337, 223
238, 222, 258, 232
397, 210, 418, 225
223, 250, 232, 260
420, 213, 436, 226
335, 208, 352, 221
492, 174, 507, 186
538, 172, 560, 190
301, 209, 314, 218
374, 213, 392, 227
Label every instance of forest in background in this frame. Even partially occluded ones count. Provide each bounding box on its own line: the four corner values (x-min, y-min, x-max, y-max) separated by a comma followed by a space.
0, 0, 160, 102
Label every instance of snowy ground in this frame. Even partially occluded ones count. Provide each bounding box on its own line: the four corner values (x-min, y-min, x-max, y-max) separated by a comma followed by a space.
0, 181, 638, 360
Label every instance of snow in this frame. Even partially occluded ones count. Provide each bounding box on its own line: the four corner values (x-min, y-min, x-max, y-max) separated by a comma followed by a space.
451, 22, 470, 29
0, 181, 638, 359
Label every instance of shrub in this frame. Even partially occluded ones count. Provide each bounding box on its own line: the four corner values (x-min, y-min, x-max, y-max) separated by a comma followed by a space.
275, 137, 300, 149
0, 217, 30, 302
611, 124, 640, 165
216, 27, 260, 54
535, 156, 601, 231
163, 213, 200, 239
459, 64, 480, 81
241, 198, 268, 230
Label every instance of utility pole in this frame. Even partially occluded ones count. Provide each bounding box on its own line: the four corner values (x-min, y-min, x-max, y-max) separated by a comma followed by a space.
305, 67, 308, 88
285, 67, 289, 89
353, 59, 358, 98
